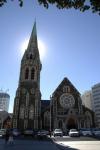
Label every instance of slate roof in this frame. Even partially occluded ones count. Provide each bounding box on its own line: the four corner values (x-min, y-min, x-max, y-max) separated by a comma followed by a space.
41, 100, 50, 112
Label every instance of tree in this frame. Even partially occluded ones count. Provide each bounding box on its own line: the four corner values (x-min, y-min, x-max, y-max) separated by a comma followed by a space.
0, 0, 100, 15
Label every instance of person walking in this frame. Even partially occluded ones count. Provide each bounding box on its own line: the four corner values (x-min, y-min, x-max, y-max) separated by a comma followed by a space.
8, 131, 14, 145
5, 129, 9, 144
49, 130, 52, 137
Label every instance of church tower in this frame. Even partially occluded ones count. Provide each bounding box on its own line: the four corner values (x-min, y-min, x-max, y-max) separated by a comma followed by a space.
13, 22, 42, 130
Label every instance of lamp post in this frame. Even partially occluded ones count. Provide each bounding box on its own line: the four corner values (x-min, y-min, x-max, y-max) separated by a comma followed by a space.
0, 118, 3, 129
50, 95, 52, 132
0, 119, 1, 129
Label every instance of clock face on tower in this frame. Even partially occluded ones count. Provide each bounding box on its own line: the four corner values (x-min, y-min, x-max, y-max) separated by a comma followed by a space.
60, 93, 75, 109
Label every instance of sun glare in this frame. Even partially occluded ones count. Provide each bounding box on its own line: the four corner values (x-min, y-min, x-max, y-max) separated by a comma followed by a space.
20, 38, 29, 55
20, 39, 46, 60
38, 40, 46, 60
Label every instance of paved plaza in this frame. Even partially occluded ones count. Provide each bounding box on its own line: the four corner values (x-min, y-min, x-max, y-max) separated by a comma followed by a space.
0, 136, 100, 150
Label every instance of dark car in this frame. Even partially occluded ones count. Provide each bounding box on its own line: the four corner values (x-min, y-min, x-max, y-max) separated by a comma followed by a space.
91, 128, 100, 137
12, 128, 21, 136
23, 129, 34, 136
79, 128, 92, 136
37, 130, 48, 137
33, 129, 39, 137
63, 129, 69, 136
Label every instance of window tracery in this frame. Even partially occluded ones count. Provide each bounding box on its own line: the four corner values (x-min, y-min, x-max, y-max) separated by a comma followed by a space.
26, 93, 29, 106
44, 111, 50, 126
63, 86, 70, 93
29, 105, 34, 119
31, 68, 35, 80
19, 105, 24, 119
25, 68, 29, 79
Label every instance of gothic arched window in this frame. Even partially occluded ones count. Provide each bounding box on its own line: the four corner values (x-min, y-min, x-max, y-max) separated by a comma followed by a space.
19, 105, 24, 119
44, 111, 50, 127
26, 93, 29, 106
25, 68, 29, 79
30, 54, 33, 59
63, 86, 70, 93
31, 68, 35, 80
85, 111, 92, 128
29, 105, 34, 119
58, 120, 62, 128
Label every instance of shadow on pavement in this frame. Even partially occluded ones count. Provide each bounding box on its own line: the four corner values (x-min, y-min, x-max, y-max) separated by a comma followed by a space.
13, 135, 52, 141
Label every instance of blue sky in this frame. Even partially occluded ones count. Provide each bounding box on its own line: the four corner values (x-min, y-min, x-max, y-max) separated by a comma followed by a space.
0, 0, 100, 113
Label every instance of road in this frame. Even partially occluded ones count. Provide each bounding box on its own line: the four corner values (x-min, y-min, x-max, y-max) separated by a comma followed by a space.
0, 137, 59, 150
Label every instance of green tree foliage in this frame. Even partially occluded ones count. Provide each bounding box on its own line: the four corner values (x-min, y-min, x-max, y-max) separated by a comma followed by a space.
0, 0, 100, 15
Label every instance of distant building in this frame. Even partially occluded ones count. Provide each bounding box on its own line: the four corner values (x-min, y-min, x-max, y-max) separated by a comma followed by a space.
0, 111, 12, 129
92, 83, 100, 127
0, 92, 10, 112
81, 90, 92, 110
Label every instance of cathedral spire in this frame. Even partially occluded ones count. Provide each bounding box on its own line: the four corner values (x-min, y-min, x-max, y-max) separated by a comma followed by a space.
27, 21, 38, 50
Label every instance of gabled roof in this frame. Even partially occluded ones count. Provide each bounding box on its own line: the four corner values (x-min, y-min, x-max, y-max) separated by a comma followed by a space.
52, 77, 80, 96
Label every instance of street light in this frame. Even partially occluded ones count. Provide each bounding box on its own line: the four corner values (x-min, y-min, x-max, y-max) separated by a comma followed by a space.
50, 95, 52, 132
0, 118, 3, 129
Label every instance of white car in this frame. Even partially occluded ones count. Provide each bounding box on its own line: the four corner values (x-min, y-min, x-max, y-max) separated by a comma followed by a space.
53, 129, 63, 137
69, 129, 79, 137
0, 129, 6, 137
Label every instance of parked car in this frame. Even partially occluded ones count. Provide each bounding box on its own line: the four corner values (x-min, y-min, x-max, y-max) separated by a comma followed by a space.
79, 128, 92, 136
91, 128, 100, 137
37, 130, 48, 138
53, 129, 63, 137
33, 129, 39, 137
63, 129, 69, 136
12, 128, 21, 136
0, 129, 6, 137
69, 129, 80, 137
23, 129, 34, 136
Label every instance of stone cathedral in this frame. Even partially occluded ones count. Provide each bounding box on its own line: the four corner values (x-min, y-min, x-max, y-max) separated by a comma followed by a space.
13, 22, 94, 131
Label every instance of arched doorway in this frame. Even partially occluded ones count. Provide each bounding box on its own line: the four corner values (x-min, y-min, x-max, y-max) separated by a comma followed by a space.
67, 118, 77, 129
58, 120, 63, 129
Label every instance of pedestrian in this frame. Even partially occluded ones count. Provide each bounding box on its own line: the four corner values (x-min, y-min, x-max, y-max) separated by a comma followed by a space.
8, 130, 14, 145
5, 129, 9, 144
49, 130, 52, 137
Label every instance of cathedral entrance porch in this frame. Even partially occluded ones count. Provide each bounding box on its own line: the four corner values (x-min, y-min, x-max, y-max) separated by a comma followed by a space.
66, 117, 78, 130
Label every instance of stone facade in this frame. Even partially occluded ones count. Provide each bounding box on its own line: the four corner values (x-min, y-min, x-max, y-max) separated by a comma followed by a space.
13, 22, 94, 131
50, 78, 94, 131
42, 78, 94, 131
13, 22, 42, 130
